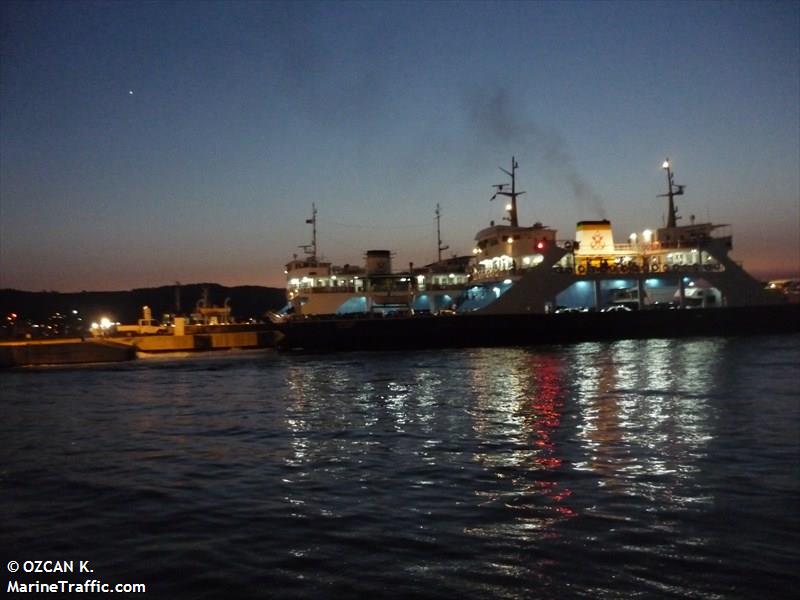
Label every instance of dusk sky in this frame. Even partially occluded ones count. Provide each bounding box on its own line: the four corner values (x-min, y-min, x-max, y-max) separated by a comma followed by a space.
1, 0, 798, 291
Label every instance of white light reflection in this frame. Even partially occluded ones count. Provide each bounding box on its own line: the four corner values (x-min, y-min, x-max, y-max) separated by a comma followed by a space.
572, 339, 718, 509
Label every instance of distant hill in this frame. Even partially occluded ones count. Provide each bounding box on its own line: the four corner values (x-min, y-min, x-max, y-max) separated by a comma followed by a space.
0, 283, 286, 324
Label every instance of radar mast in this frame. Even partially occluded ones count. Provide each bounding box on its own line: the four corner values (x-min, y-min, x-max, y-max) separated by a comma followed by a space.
490, 156, 525, 227
299, 203, 318, 262
658, 159, 685, 228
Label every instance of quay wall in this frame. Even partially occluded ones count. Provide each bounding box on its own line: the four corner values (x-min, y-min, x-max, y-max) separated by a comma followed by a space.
0, 339, 135, 368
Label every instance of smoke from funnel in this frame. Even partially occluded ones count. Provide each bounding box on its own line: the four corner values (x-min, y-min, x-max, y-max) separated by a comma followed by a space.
466, 87, 606, 218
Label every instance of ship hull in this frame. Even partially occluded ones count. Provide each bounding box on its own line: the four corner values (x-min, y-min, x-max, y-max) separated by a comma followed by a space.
274, 304, 800, 352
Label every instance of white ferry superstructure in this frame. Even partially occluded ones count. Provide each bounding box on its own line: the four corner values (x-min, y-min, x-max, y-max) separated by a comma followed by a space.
459, 157, 780, 314
282, 204, 470, 317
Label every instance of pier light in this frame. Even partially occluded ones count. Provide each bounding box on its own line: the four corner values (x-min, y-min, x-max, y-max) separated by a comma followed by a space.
643, 229, 653, 243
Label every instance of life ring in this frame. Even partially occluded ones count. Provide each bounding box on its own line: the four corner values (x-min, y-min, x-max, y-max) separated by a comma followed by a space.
577, 265, 586, 274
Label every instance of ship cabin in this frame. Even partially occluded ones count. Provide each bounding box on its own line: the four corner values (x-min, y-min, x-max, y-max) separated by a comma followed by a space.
471, 222, 558, 281
571, 219, 729, 276
284, 249, 471, 316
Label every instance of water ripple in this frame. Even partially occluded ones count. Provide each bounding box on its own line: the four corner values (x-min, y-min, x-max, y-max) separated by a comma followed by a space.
2, 335, 798, 598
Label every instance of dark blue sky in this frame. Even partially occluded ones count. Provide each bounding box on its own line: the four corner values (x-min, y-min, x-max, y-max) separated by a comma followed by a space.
2, 1, 798, 291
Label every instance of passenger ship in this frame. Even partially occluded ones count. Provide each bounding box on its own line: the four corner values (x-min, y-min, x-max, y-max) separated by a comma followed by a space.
281, 205, 470, 317
461, 157, 779, 313
280, 158, 781, 319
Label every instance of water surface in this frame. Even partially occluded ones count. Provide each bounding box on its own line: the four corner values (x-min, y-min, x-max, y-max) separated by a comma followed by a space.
2, 336, 799, 598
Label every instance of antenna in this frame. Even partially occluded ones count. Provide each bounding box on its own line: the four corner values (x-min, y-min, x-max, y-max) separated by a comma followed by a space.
435, 203, 449, 262
658, 158, 684, 228
491, 156, 525, 227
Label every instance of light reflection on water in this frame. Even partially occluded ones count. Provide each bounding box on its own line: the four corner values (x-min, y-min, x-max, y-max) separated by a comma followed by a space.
2, 336, 799, 599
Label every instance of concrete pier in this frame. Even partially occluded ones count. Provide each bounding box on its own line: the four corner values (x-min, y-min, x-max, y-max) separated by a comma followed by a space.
0, 327, 280, 368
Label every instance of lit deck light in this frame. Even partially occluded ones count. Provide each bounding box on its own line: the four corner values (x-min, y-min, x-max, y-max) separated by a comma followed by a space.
505, 203, 512, 211
507, 237, 514, 244
662, 160, 670, 169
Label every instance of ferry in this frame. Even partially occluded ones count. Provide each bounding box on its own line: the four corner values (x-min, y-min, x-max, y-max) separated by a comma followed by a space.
280, 204, 470, 318
457, 157, 781, 314
270, 157, 800, 351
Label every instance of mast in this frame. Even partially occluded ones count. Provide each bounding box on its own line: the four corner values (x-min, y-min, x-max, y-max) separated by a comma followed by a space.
491, 156, 525, 227
658, 158, 684, 228
299, 203, 318, 261
435, 203, 449, 262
